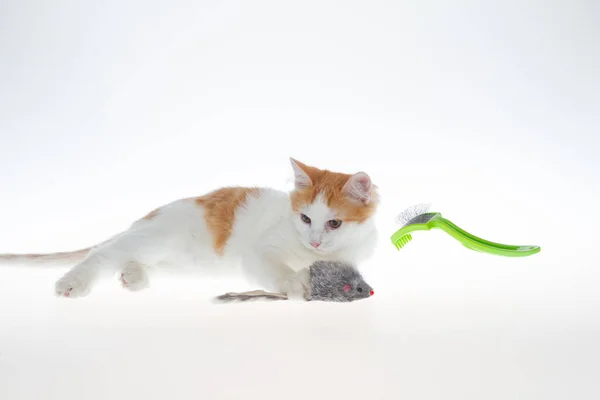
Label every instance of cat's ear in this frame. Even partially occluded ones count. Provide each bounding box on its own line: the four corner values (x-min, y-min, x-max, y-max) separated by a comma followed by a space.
290, 158, 312, 190
342, 172, 373, 204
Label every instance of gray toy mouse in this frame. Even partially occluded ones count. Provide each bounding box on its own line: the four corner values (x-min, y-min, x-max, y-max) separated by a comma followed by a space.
215, 260, 374, 303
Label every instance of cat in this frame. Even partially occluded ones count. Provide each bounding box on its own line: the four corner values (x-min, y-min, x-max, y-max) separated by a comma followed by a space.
0, 158, 379, 299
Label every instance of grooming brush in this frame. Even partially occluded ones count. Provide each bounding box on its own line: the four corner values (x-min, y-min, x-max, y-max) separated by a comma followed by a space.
391, 204, 541, 257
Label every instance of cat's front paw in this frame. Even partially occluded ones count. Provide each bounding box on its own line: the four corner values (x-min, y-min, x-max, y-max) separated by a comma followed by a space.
278, 269, 310, 300
55, 272, 93, 298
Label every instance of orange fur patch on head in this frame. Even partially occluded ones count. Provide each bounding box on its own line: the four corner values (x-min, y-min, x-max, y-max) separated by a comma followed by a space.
195, 187, 260, 255
289, 159, 378, 223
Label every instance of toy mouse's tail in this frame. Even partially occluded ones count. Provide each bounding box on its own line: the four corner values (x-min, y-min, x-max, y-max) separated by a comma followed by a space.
214, 290, 288, 303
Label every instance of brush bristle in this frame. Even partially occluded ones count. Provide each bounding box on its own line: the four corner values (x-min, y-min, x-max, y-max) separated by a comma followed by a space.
395, 204, 431, 227
393, 234, 413, 250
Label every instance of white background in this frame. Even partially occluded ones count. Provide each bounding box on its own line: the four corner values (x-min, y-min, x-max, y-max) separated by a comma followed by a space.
1, 1, 599, 399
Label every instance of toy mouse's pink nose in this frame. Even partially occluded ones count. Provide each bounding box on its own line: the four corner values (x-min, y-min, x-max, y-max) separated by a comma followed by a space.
369, 290, 374, 296
310, 241, 321, 248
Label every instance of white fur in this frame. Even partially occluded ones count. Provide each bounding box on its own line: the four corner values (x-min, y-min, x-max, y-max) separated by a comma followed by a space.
53, 187, 378, 299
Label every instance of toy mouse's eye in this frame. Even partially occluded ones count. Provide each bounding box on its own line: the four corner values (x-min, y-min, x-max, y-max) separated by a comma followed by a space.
357, 287, 363, 292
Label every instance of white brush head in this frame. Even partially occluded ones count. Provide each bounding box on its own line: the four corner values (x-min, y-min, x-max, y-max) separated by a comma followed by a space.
395, 203, 432, 227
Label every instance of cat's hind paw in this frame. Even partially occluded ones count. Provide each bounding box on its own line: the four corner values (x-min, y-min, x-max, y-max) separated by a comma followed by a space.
120, 262, 149, 292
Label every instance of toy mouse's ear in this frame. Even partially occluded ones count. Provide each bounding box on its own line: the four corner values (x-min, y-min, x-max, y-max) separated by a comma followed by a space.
343, 284, 351, 292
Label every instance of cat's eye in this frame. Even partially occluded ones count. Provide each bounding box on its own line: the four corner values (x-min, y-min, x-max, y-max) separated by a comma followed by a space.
328, 219, 342, 229
357, 287, 363, 293
301, 214, 311, 224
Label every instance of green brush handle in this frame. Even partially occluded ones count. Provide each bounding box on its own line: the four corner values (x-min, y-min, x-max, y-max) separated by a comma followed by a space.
433, 216, 540, 256
391, 213, 541, 257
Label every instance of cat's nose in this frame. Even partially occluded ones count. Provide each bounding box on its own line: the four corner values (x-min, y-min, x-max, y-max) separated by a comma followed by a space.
310, 241, 321, 248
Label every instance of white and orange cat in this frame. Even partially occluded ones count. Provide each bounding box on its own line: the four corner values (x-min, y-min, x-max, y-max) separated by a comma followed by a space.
0, 158, 379, 299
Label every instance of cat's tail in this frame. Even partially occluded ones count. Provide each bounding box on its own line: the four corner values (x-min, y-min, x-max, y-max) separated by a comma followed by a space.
0, 248, 91, 266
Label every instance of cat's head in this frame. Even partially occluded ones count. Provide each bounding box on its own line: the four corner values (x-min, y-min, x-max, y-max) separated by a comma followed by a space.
289, 158, 379, 254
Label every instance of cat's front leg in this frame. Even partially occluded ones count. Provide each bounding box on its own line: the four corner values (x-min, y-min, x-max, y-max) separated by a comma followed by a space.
277, 267, 310, 300
241, 251, 309, 299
